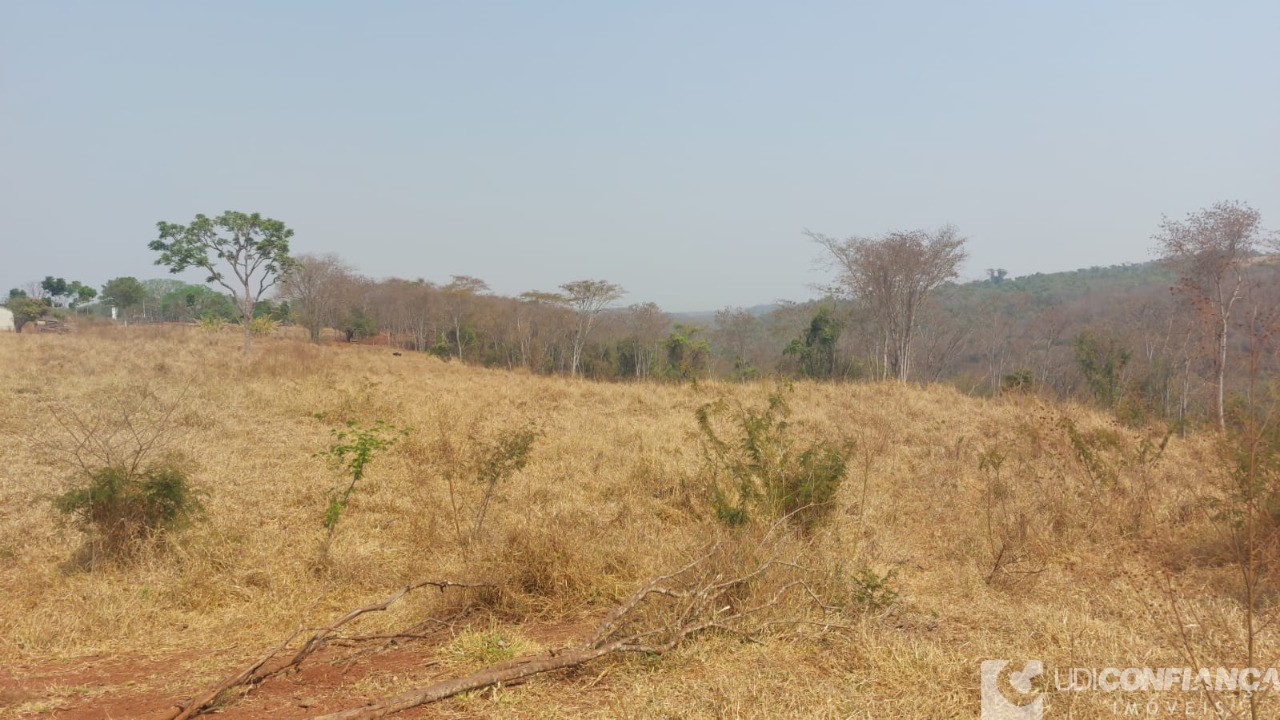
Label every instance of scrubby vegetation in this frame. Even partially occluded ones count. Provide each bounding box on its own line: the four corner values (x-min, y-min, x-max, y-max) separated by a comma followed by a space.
0, 327, 1276, 717
53, 461, 200, 563
697, 389, 847, 531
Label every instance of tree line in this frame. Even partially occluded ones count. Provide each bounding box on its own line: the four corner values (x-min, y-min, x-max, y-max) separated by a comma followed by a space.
5, 202, 1276, 430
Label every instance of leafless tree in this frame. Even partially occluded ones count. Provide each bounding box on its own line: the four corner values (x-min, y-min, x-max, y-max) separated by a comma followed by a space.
624, 302, 670, 379
556, 280, 625, 377
441, 275, 490, 362
913, 298, 977, 384
515, 291, 571, 372
811, 226, 967, 382
713, 306, 760, 377
1154, 201, 1264, 430
280, 254, 356, 342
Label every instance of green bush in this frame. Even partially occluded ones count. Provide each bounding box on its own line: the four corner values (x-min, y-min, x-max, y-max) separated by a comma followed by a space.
1001, 369, 1034, 393
53, 462, 200, 560
433, 420, 539, 553
196, 313, 225, 332
697, 389, 848, 532
315, 417, 410, 539
850, 567, 899, 612
249, 316, 279, 336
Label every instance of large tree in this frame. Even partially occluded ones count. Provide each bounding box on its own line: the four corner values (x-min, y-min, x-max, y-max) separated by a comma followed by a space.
100, 276, 147, 319
149, 211, 296, 353
557, 280, 625, 377
4, 289, 48, 332
141, 278, 187, 317
1153, 201, 1264, 431
40, 277, 97, 309
811, 225, 967, 382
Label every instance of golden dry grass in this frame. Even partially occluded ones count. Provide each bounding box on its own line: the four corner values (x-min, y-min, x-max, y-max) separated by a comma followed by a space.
0, 326, 1273, 718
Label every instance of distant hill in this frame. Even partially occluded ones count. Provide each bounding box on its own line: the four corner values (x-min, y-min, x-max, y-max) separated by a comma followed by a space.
953, 260, 1178, 302
665, 255, 1280, 337
677, 261, 1180, 322
669, 303, 780, 326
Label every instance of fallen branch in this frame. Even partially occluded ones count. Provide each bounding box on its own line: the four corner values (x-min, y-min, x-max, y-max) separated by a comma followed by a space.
311, 540, 834, 720
159, 579, 491, 720
310, 643, 626, 720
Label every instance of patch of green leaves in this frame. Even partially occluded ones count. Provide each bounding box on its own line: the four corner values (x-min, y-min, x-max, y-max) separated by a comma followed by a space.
314, 415, 411, 535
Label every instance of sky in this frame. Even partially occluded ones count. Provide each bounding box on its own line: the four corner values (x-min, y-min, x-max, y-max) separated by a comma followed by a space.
1, 1, 1277, 312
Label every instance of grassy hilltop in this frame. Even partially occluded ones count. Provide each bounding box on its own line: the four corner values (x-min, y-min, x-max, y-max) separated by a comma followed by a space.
0, 327, 1269, 718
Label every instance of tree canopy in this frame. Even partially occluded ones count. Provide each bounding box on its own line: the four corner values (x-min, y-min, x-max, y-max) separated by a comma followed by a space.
150, 211, 295, 352
101, 276, 147, 314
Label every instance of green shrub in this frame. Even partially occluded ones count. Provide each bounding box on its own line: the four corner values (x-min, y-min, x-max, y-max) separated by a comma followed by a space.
697, 389, 848, 531
435, 420, 539, 553
249, 316, 279, 336
1001, 369, 1034, 393
315, 416, 410, 543
53, 461, 200, 560
850, 566, 899, 612
196, 313, 225, 332
665, 324, 710, 382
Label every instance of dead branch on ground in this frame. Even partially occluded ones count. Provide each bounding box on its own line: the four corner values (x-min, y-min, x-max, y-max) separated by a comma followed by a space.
310, 539, 838, 720
158, 580, 492, 720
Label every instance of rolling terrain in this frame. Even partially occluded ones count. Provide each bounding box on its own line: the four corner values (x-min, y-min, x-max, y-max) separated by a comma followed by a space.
0, 326, 1268, 718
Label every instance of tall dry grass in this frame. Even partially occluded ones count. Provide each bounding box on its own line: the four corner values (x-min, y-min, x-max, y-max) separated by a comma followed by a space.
0, 326, 1271, 717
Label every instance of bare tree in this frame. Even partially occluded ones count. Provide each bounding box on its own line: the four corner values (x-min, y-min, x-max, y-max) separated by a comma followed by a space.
624, 302, 671, 379
913, 297, 977, 384
403, 280, 438, 352
557, 280, 625, 377
515, 291, 571, 372
713, 306, 761, 377
441, 275, 490, 362
1153, 201, 1264, 431
810, 226, 967, 382
280, 254, 355, 342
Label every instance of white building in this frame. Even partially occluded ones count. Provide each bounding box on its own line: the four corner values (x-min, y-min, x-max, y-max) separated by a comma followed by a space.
0, 307, 14, 332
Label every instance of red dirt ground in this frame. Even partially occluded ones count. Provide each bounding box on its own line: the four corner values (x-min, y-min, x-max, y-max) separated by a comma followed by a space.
0, 621, 600, 719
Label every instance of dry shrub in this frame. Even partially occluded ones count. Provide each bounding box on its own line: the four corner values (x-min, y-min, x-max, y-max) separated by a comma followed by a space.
0, 330, 1263, 718
39, 384, 202, 566
965, 410, 1192, 591
470, 506, 644, 617
500, 520, 593, 603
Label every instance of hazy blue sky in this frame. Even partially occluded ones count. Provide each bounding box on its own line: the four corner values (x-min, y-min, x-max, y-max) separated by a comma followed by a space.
2, 1, 1276, 311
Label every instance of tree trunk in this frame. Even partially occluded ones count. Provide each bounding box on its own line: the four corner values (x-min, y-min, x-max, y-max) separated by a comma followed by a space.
243, 284, 253, 354
1217, 319, 1228, 432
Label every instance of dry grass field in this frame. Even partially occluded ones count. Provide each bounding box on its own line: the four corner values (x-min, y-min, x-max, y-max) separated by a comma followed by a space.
0, 327, 1272, 718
